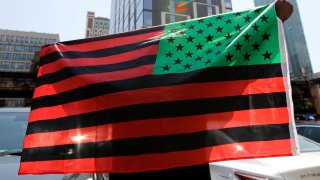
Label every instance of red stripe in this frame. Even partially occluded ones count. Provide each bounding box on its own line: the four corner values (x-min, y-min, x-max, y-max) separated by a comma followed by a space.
34, 64, 154, 98
24, 108, 289, 148
19, 139, 293, 174
40, 30, 163, 57
38, 45, 158, 77
29, 77, 286, 122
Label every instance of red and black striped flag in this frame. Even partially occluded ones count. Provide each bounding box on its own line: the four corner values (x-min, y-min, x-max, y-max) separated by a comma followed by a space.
20, 4, 295, 175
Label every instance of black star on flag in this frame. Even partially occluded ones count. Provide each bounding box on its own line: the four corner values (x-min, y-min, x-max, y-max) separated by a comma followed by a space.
253, 24, 259, 31
174, 58, 182, 64
197, 29, 204, 34
261, 15, 269, 23
225, 52, 234, 62
204, 59, 212, 65
261, 32, 271, 41
167, 37, 174, 44
207, 22, 213, 27
262, 50, 272, 60
186, 36, 194, 43
243, 51, 251, 61
245, 15, 251, 22
244, 33, 251, 41
225, 19, 232, 24
234, 42, 242, 51
206, 49, 213, 55
206, 34, 214, 42
186, 51, 193, 58
165, 51, 173, 58
176, 44, 184, 51
195, 56, 202, 61
234, 23, 242, 31
196, 43, 203, 50
162, 65, 170, 71
188, 25, 195, 30
216, 26, 223, 33
252, 42, 261, 51
184, 63, 192, 69
225, 33, 232, 40
215, 42, 222, 47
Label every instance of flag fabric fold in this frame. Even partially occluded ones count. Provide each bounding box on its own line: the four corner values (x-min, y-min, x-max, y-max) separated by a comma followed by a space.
19, 3, 294, 175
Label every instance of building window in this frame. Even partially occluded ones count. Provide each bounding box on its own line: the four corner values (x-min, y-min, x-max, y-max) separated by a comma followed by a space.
143, 11, 153, 26
225, 0, 232, 9
136, 0, 143, 18
0, 44, 3, 51
9, 45, 14, 51
11, 36, 15, 42
11, 62, 25, 70
30, 37, 35, 44
21, 37, 25, 44
26, 62, 31, 70
16, 36, 21, 43
28, 46, 41, 52
0, 61, 10, 69
15, 45, 26, 52
2, 53, 12, 60
27, 54, 34, 60
13, 53, 26, 61
24, 46, 28, 52
144, 0, 152, 10
136, 12, 143, 29
6, 35, 10, 42
0, 35, 5, 42
25, 37, 29, 44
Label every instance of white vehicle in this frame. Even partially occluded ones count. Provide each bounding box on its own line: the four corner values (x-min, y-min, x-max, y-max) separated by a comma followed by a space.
210, 135, 320, 180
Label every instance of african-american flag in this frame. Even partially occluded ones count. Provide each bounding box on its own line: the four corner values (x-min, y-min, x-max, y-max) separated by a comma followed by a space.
19, 3, 295, 175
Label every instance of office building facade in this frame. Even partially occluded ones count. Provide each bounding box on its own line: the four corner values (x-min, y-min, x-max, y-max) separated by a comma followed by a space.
109, 0, 232, 34
0, 29, 59, 72
86, 11, 110, 38
0, 29, 59, 107
254, 0, 313, 80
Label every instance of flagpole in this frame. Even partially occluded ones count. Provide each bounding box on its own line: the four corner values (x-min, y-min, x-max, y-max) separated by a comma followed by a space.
275, 0, 299, 156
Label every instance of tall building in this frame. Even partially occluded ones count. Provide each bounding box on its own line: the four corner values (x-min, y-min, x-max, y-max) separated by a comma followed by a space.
0, 29, 59, 72
254, 0, 313, 80
109, 0, 232, 34
85, 11, 110, 38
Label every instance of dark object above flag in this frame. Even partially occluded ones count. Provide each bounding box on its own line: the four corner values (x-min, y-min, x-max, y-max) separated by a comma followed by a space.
275, 0, 293, 22
19, 3, 294, 175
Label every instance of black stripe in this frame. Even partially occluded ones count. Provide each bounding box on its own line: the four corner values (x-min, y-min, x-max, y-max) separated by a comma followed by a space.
36, 55, 156, 87
43, 25, 164, 47
22, 124, 290, 162
31, 64, 283, 110
39, 39, 159, 66
27, 92, 287, 135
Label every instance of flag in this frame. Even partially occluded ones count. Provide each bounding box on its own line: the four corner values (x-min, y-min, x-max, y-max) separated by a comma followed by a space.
175, 0, 192, 13
19, 3, 295, 175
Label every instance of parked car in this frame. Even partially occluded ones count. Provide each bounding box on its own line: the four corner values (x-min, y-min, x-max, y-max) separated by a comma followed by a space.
296, 122, 320, 143
210, 135, 320, 180
0, 108, 106, 180
2, 108, 320, 180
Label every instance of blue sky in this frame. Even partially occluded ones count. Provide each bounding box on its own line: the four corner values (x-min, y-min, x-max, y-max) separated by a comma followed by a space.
0, 0, 319, 73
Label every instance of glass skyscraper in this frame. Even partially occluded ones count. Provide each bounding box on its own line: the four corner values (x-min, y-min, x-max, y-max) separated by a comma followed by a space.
254, 0, 313, 80
110, 0, 232, 34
